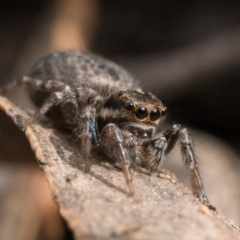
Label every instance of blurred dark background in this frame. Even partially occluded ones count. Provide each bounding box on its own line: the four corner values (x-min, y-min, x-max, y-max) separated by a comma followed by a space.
1, 0, 240, 239
2, 0, 240, 144
94, 0, 240, 145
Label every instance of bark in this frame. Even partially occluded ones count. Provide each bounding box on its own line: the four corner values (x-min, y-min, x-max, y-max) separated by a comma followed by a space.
0, 95, 239, 240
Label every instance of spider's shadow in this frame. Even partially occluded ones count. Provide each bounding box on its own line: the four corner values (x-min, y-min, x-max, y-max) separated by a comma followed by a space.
89, 166, 129, 196
49, 132, 129, 196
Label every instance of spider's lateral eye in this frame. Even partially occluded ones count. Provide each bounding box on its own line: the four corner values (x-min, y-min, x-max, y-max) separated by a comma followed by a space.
136, 106, 148, 119
161, 108, 168, 116
150, 108, 160, 121
125, 102, 134, 111
118, 91, 123, 97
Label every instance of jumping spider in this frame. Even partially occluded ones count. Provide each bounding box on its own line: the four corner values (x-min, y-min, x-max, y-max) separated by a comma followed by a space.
3, 50, 214, 209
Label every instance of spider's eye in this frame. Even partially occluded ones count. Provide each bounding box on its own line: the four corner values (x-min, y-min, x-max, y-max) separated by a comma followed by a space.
136, 106, 148, 119
161, 107, 168, 116
125, 101, 134, 111
118, 91, 123, 97
150, 108, 160, 121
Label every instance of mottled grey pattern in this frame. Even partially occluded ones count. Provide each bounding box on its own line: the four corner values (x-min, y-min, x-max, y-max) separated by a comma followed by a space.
30, 50, 139, 98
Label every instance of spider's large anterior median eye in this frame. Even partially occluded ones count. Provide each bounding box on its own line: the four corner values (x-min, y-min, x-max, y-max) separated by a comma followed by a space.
135, 106, 148, 119
150, 108, 160, 121
125, 101, 134, 111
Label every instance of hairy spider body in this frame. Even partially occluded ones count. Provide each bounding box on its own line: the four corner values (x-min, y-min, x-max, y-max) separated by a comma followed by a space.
28, 51, 138, 130
5, 50, 213, 209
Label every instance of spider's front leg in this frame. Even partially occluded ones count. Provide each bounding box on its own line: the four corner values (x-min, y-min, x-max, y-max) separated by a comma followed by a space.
100, 124, 134, 195
153, 124, 215, 209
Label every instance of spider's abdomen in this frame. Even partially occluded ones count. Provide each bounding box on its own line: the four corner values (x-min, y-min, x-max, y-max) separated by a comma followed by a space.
30, 50, 138, 99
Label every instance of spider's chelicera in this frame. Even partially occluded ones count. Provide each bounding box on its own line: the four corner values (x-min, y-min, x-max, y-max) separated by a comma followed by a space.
3, 50, 214, 209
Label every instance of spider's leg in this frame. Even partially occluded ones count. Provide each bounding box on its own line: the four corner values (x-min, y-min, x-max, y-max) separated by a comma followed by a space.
77, 104, 99, 172
25, 85, 99, 172
1, 76, 74, 126
26, 88, 75, 124
100, 124, 134, 195
1, 76, 68, 93
153, 124, 214, 209
179, 127, 215, 209
3, 76, 76, 125
151, 124, 181, 168
74, 88, 100, 144
70, 87, 100, 172
22, 76, 69, 91
27, 86, 98, 125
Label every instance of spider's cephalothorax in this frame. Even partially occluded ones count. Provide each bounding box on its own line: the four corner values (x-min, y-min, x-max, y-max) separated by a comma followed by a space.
3, 50, 214, 209
98, 89, 167, 130
97, 89, 168, 173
